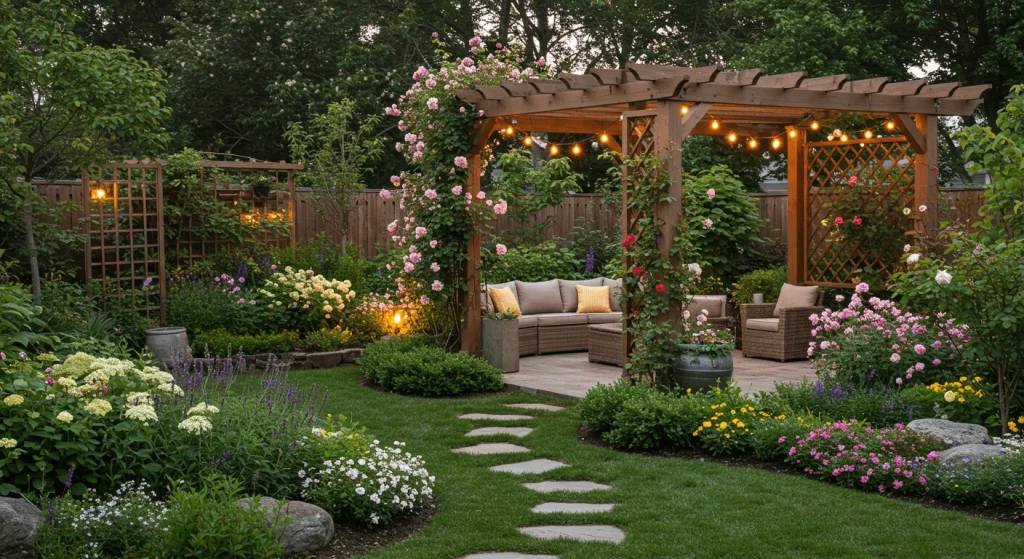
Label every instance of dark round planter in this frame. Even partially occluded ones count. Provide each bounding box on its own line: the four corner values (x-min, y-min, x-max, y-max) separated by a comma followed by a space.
672, 344, 734, 392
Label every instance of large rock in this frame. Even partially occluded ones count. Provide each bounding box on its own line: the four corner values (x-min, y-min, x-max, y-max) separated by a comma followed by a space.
940, 444, 1007, 464
906, 418, 992, 448
340, 348, 364, 364
306, 351, 344, 368
237, 497, 334, 556
0, 497, 42, 558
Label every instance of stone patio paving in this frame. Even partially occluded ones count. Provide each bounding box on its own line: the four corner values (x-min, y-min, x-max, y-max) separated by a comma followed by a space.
503, 350, 813, 400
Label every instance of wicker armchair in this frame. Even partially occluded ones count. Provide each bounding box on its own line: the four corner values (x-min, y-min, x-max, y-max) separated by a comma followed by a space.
740, 292, 823, 362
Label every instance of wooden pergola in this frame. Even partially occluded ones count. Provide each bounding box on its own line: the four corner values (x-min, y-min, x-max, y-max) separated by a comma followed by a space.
454, 63, 988, 356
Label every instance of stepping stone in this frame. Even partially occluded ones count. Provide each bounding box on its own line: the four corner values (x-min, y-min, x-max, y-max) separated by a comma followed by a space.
523, 481, 612, 494
506, 403, 565, 412
452, 443, 531, 455
460, 413, 534, 421
465, 427, 533, 438
490, 459, 567, 475
462, 554, 558, 559
532, 502, 615, 514
464, 548, 561, 552
519, 525, 625, 544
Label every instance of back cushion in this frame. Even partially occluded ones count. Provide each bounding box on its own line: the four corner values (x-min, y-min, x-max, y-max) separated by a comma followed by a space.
515, 280, 564, 315
485, 281, 518, 313
686, 296, 724, 319
557, 278, 604, 312
603, 277, 623, 312
774, 283, 820, 317
488, 287, 521, 316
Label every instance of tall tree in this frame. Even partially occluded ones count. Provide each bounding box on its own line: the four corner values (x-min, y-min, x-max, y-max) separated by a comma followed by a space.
0, 0, 169, 297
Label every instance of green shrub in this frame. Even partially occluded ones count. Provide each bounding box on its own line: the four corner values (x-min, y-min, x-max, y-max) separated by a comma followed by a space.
191, 329, 300, 355
481, 241, 582, 283
146, 477, 285, 559
0, 282, 57, 356
730, 266, 787, 305
578, 381, 647, 435
763, 381, 929, 426
929, 451, 1024, 506
166, 273, 265, 336
358, 337, 503, 396
300, 327, 354, 352
604, 388, 699, 451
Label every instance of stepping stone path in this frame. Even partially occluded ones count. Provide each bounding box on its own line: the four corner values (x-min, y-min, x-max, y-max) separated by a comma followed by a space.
506, 403, 565, 412
466, 427, 534, 438
532, 502, 615, 514
452, 443, 531, 455
459, 403, 625, 556
460, 413, 534, 421
490, 459, 567, 475
464, 548, 557, 552
523, 481, 612, 494
518, 525, 625, 544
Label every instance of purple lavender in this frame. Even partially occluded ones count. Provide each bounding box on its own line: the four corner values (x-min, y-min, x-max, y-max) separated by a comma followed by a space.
585, 246, 595, 274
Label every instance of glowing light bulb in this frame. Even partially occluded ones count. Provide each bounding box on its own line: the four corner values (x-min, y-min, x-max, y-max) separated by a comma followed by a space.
727, 132, 738, 143
748, 138, 759, 149
550, 145, 559, 156
771, 137, 782, 150
523, 136, 533, 147
92, 188, 106, 200
393, 313, 402, 324
864, 130, 874, 139
885, 121, 896, 131
710, 119, 720, 130
810, 121, 820, 131
599, 133, 609, 144
840, 133, 849, 142
788, 129, 797, 138
571, 144, 582, 156
680, 105, 689, 115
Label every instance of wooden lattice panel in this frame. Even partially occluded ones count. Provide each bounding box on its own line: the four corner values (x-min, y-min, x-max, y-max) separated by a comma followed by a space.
174, 165, 296, 267
83, 163, 166, 321
804, 138, 915, 287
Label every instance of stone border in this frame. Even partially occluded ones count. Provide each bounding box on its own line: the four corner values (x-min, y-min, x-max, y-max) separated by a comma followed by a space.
191, 348, 364, 371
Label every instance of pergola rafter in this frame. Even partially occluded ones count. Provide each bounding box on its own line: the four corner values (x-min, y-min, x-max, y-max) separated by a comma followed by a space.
455, 63, 988, 369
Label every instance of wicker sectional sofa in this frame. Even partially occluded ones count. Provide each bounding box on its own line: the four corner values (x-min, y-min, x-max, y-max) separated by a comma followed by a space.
483, 278, 623, 356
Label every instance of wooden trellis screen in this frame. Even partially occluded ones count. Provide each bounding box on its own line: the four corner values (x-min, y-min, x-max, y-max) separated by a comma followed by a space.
803, 138, 916, 287
82, 162, 166, 322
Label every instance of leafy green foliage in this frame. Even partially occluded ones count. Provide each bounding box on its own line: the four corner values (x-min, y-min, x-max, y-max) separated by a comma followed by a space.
358, 336, 503, 396
761, 381, 929, 427
299, 328, 354, 352
488, 150, 582, 243
190, 329, 299, 356
730, 266, 787, 305
930, 451, 1024, 506
481, 241, 582, 283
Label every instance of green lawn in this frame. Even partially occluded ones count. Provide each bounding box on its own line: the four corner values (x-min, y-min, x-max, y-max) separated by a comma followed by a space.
295, 368, 1023, 558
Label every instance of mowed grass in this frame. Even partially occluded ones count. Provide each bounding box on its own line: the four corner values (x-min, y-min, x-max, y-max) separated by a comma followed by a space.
291, 368, 1023, 559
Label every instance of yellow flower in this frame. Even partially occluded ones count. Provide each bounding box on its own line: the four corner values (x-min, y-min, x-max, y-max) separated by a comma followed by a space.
56, 411, 73, 423
957, 397, 965, 403
84, 399, 112, 417
3, 394, 24, 407
718, 422, 728, 430
0, 438, 16, 449
959, 376, 968, 382
702, 421, 712, 428
943, 391, 956, 403
724, 434, 731, 439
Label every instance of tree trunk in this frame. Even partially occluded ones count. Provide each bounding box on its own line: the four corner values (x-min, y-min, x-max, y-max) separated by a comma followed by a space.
22, 192, 41, 299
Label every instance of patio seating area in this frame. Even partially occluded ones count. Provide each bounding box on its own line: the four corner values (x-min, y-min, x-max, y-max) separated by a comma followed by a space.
503, 351, 814, 400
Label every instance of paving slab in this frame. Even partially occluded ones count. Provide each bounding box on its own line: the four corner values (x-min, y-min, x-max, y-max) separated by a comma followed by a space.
506, 403, 566, 412
459, 413, 534, 421
465, 427, 534, 438
490, 459, 567, 475
523, 481, 612, 494
452, 443, 531, 455
464, 548, 561, 552
462, 554, 558, 559
518, 525, 625, 544
532, 502, 615, 514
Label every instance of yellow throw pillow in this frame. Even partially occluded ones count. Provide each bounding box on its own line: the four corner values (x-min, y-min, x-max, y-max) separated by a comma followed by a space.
576, 285, 612, 313
488, 287, 521, 316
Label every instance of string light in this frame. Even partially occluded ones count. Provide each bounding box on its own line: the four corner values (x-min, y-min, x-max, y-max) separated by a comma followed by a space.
599, 133, 610, 144
885, 120, 896, 131
503, 125, 515, 136
863, 130, 874, 139
571, 144, 582, 156
727, 132, 738, 143
523, 135, 533, 147
788, 129, 797, 138
710, 119, 720, 130
680, 105, 689, 115
771, 137, 782, 150
810, 121, 820, 131
747, 137, 759, 149
549, 144, 559, 156
840, 133, 849, 142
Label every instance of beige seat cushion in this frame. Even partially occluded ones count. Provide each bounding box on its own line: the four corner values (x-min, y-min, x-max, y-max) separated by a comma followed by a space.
774, 284, 820, 317
586, 312, 622, 324
746, 318, 780, 332
484, 281, 518, 313
517, 316, 539, 329
533, 313, 588, 327
589, 322, 622, 334
557, 278, 604, 312
685, 295, 725, 319
576, 285, 612, 313
515, 280, 563, 315
603, 277, 622, 312
488, 286, 521, 316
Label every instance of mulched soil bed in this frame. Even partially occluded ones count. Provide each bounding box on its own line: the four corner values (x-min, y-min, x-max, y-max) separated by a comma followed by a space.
310, 500, 436, 558
356, 375, 515, 398
578, 425, 1024, 524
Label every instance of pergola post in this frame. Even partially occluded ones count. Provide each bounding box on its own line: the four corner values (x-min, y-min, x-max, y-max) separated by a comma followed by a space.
460, 118, 496, 355
786, 126, 807, 285
913, 114, 939, 238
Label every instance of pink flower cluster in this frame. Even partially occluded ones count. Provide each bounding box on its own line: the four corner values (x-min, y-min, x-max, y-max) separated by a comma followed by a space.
786, 420, 941, 495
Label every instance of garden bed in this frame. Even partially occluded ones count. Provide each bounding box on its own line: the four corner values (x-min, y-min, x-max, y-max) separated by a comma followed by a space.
196, 348, 365, 370
309, 500, 436, 559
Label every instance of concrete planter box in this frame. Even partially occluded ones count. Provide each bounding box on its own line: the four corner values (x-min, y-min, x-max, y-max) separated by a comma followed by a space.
483, 319, 519, 373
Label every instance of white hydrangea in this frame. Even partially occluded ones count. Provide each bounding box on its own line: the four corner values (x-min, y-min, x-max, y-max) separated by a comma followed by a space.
177, 415, 213, 435
124, 404, 159, 425
187, 402, 220, 416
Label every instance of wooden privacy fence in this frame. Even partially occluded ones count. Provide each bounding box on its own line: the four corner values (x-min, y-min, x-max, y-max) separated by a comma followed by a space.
38, 182, 986, 259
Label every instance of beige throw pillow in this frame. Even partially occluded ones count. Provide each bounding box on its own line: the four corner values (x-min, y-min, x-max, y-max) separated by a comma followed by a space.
774, 283, 819, 317
576, 285, 612, 313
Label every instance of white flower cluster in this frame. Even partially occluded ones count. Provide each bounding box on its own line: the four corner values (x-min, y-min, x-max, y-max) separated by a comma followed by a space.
995, 434, 1024, 455
301, 440, 434, 525
57, 480, 168, 556
177, 402, 218, 434
257, 267, 355, 321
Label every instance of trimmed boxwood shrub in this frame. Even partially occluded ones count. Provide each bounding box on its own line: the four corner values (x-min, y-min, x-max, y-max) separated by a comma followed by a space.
191, 328, 299, 356
358, 336, 503, 396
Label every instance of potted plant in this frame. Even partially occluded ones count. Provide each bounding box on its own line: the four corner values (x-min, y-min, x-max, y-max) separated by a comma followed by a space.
482, 311, 519, 373
673, 313, 735, 392
249, 173, 275, 207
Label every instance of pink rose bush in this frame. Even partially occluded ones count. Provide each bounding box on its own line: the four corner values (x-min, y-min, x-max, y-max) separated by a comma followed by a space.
808, 283, 970, 389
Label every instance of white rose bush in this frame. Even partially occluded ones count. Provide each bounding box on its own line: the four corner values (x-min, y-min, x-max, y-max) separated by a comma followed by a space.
256, 266, 356, 331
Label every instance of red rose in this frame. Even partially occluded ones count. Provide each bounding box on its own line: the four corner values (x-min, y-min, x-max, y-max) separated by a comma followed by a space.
852, 216, 863, 226
621, 233, 637, 247
632, 266, 642, 277
655, 283, 665, 293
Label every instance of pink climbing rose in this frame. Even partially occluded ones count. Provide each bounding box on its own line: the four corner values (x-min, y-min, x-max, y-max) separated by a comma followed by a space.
495, 244, 507, 256
431, 280, 444, 292
454, 156, 468, 168
703, 218, 713, 229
